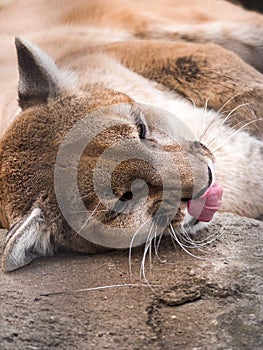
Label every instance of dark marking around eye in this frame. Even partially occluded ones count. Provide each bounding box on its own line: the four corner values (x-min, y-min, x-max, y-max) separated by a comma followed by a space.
131, 110, 147, 139
137, 122, 146, 139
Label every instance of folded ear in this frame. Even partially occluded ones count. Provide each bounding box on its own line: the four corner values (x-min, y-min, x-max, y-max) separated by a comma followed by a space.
15, 37, 66, 109
2, 208, 54, 272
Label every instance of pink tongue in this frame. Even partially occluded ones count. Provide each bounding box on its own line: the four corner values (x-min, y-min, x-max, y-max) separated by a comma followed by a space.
187, 182, 223, 222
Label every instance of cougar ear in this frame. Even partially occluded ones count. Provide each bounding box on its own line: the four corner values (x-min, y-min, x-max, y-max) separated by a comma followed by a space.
2, 208, 54, 272
15, 37, 63, 110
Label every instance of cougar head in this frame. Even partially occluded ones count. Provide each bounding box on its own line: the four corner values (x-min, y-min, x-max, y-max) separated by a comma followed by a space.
0, 38, 222, 271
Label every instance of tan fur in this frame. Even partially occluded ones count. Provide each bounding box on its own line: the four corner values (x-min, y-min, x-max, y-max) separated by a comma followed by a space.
0, 0, 263, 271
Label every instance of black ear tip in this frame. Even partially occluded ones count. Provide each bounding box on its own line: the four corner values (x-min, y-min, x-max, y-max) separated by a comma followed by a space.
15, 37, 29, 54
15, 37, 23, 49
15, 37, 61, 109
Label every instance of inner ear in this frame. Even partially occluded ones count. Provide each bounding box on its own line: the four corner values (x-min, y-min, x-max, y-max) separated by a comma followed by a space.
15, 37, 62, 109
2, 208, 54, 272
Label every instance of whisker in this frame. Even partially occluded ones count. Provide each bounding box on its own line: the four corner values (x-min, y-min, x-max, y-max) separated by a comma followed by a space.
200, 102, 250, 144
201, 98, 209, 141
204, 103, 250, 148
79, 186, 132, 201
140, 241, 152, 286
128, 219, 151, 275
179, 224, 226, 251
78, 192, 95, 201
140, 222, 160, 288
198, 93, 244, 142
188, 98, 198, 140
177, 227, 210, 252
169, 224, 233, 261
70, 202, 102, 240
211, 118, 263, 154
169, 224, 204, 259
69, 209, 110, 214
153, 228, 166, 262
204, 112, 242, 149
140, 222, 155, 276
40, 283, 161, 296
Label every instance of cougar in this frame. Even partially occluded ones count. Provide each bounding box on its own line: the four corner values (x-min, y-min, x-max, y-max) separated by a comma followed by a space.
0, 0, 263, 272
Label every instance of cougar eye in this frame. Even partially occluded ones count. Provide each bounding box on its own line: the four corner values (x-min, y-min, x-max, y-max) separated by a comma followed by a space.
137, 122, 146, 139
132, 109, 147, 139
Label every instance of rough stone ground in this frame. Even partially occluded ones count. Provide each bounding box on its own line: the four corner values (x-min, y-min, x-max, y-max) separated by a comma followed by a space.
0, 213, 262, 350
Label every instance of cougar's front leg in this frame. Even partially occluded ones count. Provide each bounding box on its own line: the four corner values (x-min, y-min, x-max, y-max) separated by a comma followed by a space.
103, 41, 263, 138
